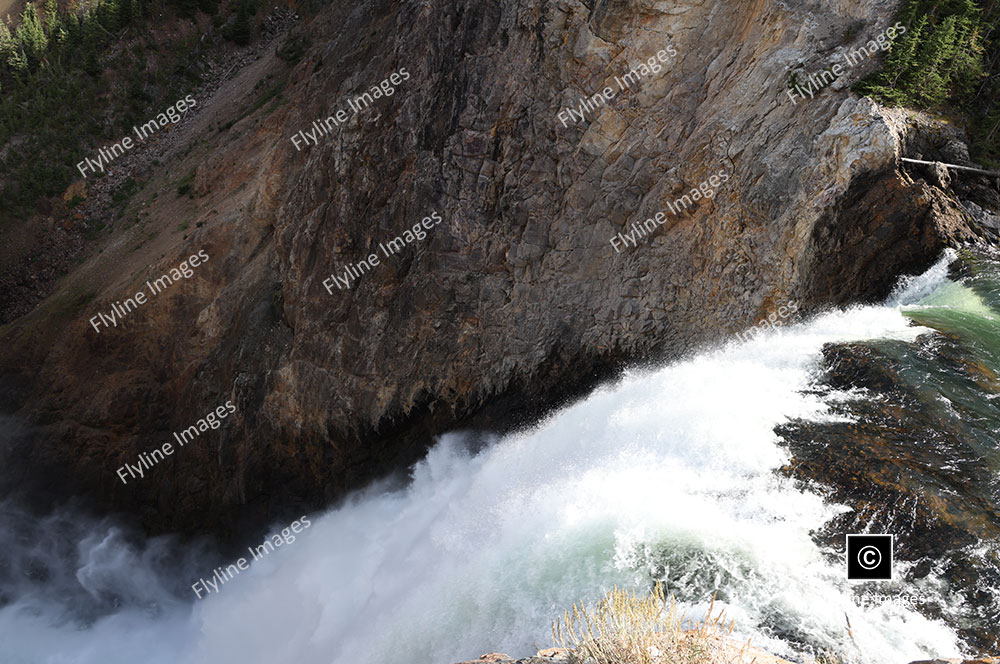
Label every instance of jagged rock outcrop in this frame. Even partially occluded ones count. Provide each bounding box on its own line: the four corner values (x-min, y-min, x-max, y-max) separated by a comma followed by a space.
0, 0, 989, 533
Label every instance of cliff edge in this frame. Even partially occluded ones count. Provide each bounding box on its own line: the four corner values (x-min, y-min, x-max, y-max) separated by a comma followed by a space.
0, 0, 989, 533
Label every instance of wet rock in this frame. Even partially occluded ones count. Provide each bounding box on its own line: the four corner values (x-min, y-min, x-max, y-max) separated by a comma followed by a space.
777, 327, 1000, 650
798, 168, 975, 307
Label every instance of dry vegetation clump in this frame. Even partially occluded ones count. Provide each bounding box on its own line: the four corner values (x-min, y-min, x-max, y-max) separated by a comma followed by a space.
552, 584, 747, 664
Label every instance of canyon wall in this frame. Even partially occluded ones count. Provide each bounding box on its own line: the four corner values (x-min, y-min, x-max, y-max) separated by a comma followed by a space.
0, 0, 979, 533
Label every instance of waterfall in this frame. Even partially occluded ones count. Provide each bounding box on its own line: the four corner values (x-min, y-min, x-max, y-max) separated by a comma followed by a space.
0, 251, 981, 663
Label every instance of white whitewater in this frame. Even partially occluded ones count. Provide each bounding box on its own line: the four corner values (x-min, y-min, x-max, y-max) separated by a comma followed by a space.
0, 252, 969, 663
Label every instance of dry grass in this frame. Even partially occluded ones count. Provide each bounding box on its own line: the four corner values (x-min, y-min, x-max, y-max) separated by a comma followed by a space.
552, 585, 741, 664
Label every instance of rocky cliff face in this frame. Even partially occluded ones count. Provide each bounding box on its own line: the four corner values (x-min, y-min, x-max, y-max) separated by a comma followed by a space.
0, 0, 986, 533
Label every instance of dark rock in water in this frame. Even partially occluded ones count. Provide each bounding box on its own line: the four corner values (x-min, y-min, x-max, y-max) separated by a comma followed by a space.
818, 342, 909, 393
777, 328, 1000, 651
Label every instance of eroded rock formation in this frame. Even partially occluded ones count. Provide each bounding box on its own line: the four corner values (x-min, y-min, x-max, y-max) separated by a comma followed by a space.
0, 0, 987, 533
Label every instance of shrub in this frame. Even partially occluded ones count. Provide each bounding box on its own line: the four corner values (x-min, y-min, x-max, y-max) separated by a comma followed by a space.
276, 30, 310, 64
552, 585, 735, 664
176, 168, 196, 197
112, 176, 140, 204
223, 1, 254, 46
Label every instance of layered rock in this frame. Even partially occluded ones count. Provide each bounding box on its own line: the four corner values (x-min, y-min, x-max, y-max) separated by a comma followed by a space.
0, 0, 986, 533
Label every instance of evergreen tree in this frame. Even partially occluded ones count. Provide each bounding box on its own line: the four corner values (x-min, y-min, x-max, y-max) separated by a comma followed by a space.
63, 11, 83, 47
945, 9, 985, 95
96, 0, 120, 32
887, 15, 928, 89
855, 0, 989, 108
122, 0, 143, 25
172, 0, 200, 18
6, 44, 28, 73
15, 3, 48, 65
0, 17, 20, 80
81, 8, 109, 48
853, 0, 998, 164
226, 1, 252, 45
0, 18, 14, 62
915, 15, 959, 104
117, 0, 133, 29
43, 0, 58, 35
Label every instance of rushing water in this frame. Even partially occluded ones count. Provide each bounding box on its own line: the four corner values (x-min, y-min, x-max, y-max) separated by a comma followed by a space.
1, 251, 998, 663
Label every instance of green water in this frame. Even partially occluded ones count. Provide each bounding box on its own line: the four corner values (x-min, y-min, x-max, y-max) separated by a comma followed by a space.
779, 251, 1000, 651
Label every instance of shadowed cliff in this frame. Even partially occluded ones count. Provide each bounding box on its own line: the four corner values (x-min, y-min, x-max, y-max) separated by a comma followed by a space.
0, 0, 986, 534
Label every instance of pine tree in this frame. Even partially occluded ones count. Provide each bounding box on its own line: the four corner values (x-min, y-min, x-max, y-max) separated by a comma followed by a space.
945, 8, 985, 96
81, 8, 108, 48
15, 3, 48, 66
226, 1, 252, 45
915, 15, 959, 104
117, 0, 133, 29
43, 0, 58, 35
127, 0, 143, 24
888, 15, 928, 91
6, 44, 28, 73
0, 18, 14, 61
96, 0, 120, 32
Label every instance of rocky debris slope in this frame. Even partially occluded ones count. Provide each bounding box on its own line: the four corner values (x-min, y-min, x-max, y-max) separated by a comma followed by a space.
454, 639, 796, 664
0, 8, 298, 326
0, 0, 996, 534
454, 649, 1000, 664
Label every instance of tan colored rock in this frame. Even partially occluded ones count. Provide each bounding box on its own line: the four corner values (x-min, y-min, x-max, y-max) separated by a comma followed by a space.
454, 654, 514, 664
62, 180, 87, 204
536, 647, 571, 658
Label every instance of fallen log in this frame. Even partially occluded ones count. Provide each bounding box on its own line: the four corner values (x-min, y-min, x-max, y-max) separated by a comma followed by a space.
901, 157, 1000, 178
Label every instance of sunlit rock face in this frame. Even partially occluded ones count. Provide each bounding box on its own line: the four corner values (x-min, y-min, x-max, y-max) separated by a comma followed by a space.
0, 0, 976, 532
